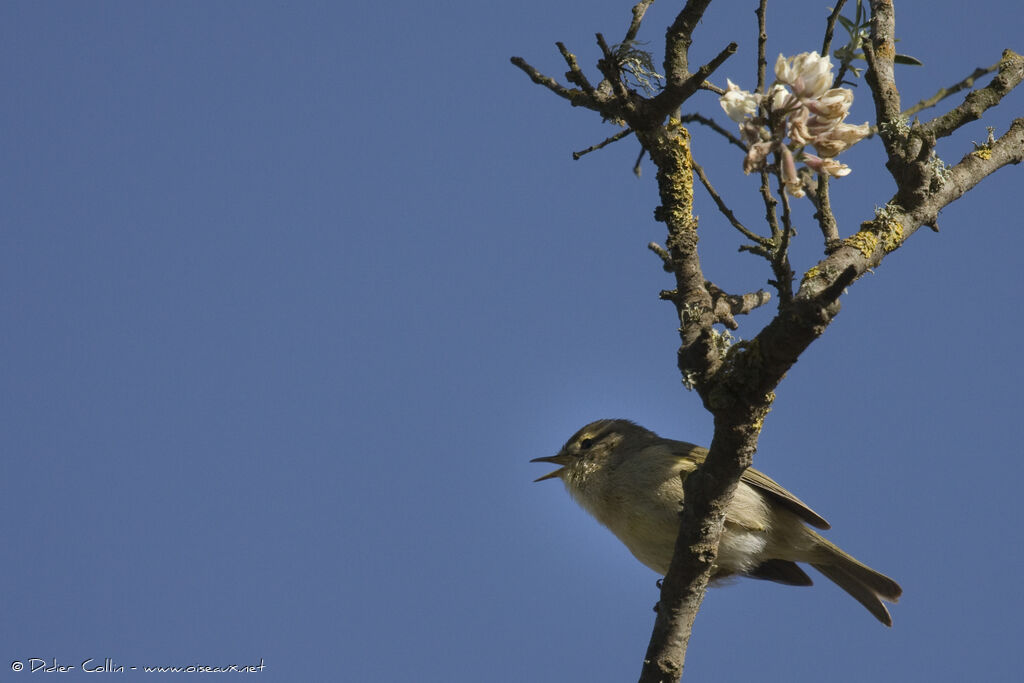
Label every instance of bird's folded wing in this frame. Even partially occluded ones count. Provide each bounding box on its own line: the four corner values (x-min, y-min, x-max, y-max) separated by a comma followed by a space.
669, 440, 831, 530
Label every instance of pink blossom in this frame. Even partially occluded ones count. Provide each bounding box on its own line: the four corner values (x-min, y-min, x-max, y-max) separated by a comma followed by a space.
802, 153, 851, 177
780, 146, 804, 197
813, 121, 871, 157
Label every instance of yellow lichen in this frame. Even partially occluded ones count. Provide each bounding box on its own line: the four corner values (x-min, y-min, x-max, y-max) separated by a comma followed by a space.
801, 266, 821, 285
751, 394, 775, 432
881, 219, 904, 253
844, 230, 879, 258
659, 122, 695, 228
972, 147, 992, 160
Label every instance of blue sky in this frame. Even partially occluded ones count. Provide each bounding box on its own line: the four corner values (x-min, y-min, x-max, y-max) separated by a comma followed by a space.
2, 1, 1021, 680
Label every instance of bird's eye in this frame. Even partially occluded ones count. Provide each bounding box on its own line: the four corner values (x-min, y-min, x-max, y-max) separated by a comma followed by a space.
579, 437, 594, 450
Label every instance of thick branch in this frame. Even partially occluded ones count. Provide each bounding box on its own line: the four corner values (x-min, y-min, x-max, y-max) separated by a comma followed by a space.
863, 2, 904, 157
637, 121, 717, 389
663, 0, 714, 87
920, 118, 1024, 218
921, 50, 1024, 139
641, 416, 762, 683
765, 117, 1023, 394
646, 42, 738, 128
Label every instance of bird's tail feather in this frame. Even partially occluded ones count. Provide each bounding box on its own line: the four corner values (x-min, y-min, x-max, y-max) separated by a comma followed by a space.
808, 531, 902, 627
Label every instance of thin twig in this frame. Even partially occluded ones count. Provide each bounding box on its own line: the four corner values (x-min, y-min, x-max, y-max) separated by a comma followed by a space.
595, 32, 632, 103
698, 81, 726, 95
648, 241, 673, 271
759, 169, 780, 241
755, 0, 768, 93
814, 175, 841, 252
573, 129, 635, 160
903, 64, 997, 120
679, 113, 747, 150
692, 160, 768, 245
510, 57, 584, 104
920, 51, 1024, 139
774, 171, 796, 305
624, 0, 656, 44
556, 42, 596, 97
755, 167, 788, 304
822, 0, 848, 59
832, 0, 860, 88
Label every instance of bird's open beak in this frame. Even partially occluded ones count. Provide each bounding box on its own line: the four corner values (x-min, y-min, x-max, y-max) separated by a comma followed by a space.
530, 453, 571, 482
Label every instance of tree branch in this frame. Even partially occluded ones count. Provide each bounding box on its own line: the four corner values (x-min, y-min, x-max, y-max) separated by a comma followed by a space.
692, 160, 769, 247
705, 282, 772, 329
511, 3, 1023, 681
814, 175, 842, 252
663, 0, 714, 87
863, 1, 904, 159
647, 42, 738, 128
755, 0, 768, 93
821, 0, 849, 57
902, 63, 998, 120
573, 129, 635, 160
921, 50, 1024, 140
678, 113, 747, 150
638, 120, 717, 391
625, 0, 657, 44
556, 41, 597, 98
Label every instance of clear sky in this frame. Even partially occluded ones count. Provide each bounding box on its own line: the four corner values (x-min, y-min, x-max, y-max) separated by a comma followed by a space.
2, 1, 1022, 681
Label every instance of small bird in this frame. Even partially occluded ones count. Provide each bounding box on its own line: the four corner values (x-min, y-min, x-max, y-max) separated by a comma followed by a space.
531, 419, 902, 625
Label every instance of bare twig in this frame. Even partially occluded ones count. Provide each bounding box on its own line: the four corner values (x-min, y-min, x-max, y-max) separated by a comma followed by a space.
625, 0, 657, 44
772, 171, 796, 305
814, 175, 841, 252
634, 148, 647, 176
759, 169, 780, 242
692, 160, 768, 246
698, 81, 726, 95
755, 0, 768, 93
556, 42, 597, 97
902, 64, 998, 120
648, 241, 673, 271
921, 50, 1024, 140
573, 129, 635, 160
822, 0, 849, 58
510, 57, 582, 103
596, 32, 633, 104
679, 113, 747, 150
